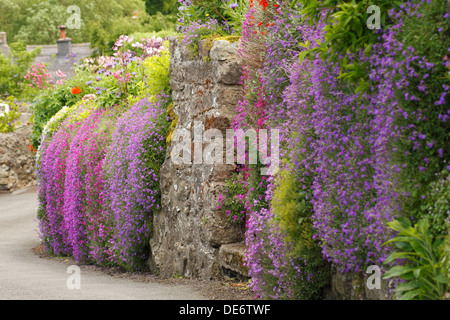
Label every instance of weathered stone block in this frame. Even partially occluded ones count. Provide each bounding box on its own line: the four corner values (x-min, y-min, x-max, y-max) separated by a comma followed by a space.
218, 243, 248, 279
210, 40, 239, 61
216, 61, 242, 85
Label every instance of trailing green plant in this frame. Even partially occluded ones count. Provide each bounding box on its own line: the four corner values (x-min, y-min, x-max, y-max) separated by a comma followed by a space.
218, 172, 247, 224
297, 0, 404, 92
272, 161, 316, 253
391, 0, 450, 224
383, 217, 449, 300
0, 96, 21, 133
272, 162, 330, 299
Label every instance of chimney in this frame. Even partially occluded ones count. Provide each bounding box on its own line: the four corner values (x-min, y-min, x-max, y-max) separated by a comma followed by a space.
57, 25, 71, 57
59, 25, 66, 40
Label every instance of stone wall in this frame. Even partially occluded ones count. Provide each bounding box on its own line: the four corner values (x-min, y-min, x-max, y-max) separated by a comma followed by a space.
0, 127, 36, 193
149, 38, 394, 300
149, 37, 247, 280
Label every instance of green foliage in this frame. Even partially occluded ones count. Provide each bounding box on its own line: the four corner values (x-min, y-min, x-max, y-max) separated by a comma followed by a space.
89, 24, 111, 57
145, 0, 178, 15
393, 0, 450, 223
13, 1, 73, 45
220, 172, 247, 224
297, 0, 403, 91
0, 41, 40, 98
273, 162, 315, 252
383, 217, 449, 300
421, 171, 450, 238
127, 45, 171, 107
179, 20, 226, 60
30, 70, 95, 149
0, 96, 21, 132
219, 0, 249, 34
130, 30, 178, 41
39, 99, 98, 145
272, 161, 330, 299
140, 12, 177, 33
178, 0, 249, 35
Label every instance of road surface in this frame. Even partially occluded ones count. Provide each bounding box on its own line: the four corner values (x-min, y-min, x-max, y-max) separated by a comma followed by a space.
0, 187, 207, 300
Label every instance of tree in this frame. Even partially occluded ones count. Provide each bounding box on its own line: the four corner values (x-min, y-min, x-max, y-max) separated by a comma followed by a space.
145, 0, 177, 15
0, 41, 40, 98
145, 0, 165, 15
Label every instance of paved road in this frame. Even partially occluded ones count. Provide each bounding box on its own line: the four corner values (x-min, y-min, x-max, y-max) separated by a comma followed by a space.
0, 188, 207, 300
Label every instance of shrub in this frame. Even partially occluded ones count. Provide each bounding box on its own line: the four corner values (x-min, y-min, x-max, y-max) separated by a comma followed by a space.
127, 43, 171, 106
30, 70, 96, 149
383, 217, 449, 300
218, 172, 247, 224
0, 41, 40, 98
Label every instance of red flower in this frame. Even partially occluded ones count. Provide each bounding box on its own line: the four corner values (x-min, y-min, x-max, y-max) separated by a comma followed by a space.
71, 86, 81, 95
259, 0, 268, 10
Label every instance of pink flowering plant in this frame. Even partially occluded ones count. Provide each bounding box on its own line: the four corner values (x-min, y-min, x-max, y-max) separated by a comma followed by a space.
31, 35, 169, 149
36, 33, 173, 271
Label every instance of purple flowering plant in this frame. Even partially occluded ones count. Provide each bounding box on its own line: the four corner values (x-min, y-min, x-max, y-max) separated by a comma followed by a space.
103, 96, 170, 271
223, 0, 449, 299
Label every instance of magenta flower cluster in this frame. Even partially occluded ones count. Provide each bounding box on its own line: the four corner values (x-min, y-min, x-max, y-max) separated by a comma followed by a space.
37, 97, 169, 270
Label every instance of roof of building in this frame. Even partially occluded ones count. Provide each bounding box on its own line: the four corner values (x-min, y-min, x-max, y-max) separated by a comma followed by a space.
26, 42, 93, 79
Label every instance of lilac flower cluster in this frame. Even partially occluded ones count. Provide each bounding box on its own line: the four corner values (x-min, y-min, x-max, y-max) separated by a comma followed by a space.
178, 18, 222, 50
233, 0, 449, 298
104, 97, 169, 270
